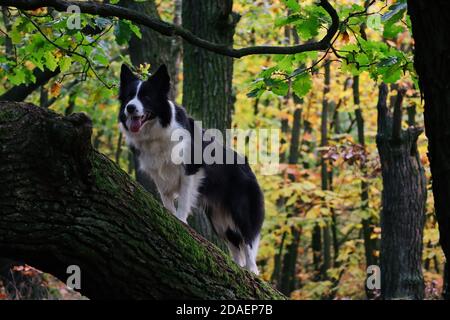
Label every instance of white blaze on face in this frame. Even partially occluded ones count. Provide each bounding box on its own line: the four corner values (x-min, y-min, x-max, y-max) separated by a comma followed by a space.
125, 81, 145, 133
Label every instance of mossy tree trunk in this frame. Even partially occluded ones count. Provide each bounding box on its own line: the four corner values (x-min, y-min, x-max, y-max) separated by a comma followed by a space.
0, 101, 284, 300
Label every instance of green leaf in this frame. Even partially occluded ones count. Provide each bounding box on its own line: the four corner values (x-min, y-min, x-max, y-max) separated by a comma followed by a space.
382, 64, 402, 83
128, 22, 142, 39
296, 15, 320, 39
275, 13, 302, 28
9, 69, 26, 85
114, 20, 131, 45
94, 53, 109, 66
114, 20, 142, 45
59, 56, 72, 73
283, 0, 300, 12
292, 73, 312, 98
247, 87, 264, 99
10, 28, 22, 44
383, 23, 404, 39
265, 78, 288, 96
355, 53, 370, 67
277, 55, 294, 72
44, 51, 58, 72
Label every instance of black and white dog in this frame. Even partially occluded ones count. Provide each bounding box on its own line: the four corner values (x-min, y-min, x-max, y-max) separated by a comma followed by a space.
118, 64, 264, 274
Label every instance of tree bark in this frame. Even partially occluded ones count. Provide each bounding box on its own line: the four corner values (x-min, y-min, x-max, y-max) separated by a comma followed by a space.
182, 0, 238, 132
320, 61, 332, 277
278, 107, 303, 295
407, 0, 450, 299
376, 84, 426, 300
0, 101, 284, 300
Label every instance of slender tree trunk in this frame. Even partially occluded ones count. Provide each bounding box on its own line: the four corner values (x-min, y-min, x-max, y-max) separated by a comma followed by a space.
0, 101, 284, 300
278, 107, 303, 295
408, 0, 450, 299
376, 84, 426, 299
353, 75, 379, 298
276, 24, 304, 295
320, 61, 332, 277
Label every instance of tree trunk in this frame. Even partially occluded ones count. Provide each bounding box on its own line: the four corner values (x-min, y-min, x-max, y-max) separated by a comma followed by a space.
352, 75, 379, 299
0, 101, 284, 300
407, 0, 450, 299
320, 61, 332, 277
278, 107, 303, 295
376, 84, 426, 300
182, 0, 238, 132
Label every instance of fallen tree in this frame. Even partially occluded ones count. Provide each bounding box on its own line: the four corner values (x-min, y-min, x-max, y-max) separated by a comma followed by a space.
0, 101, 284, 300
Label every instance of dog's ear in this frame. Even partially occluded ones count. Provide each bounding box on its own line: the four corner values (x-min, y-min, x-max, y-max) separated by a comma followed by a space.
149, 64, 170, 96
119, 64, 138, 100
120, 64, 137, 86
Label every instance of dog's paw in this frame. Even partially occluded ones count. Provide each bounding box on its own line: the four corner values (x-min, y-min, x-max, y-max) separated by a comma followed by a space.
176, 212, 188, 224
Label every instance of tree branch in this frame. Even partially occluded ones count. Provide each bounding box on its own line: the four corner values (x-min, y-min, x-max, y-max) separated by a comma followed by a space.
0, 0, 340, 58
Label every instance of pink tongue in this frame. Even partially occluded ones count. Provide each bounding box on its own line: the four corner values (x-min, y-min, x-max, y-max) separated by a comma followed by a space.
130, 118, 142, 133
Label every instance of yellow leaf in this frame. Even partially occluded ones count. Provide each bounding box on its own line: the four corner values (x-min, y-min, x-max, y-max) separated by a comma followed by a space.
50, 82, 61, 97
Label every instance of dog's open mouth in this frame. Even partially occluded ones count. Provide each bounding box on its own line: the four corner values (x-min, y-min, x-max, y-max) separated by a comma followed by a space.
129, 113, 155, 133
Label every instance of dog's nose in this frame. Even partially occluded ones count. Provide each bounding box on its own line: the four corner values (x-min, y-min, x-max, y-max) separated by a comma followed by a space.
126, 104, 137, 114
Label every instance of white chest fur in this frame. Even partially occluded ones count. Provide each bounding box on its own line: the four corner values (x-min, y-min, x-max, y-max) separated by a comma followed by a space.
136, 134, 184, 196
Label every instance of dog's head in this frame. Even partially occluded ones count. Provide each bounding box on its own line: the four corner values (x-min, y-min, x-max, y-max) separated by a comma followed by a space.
118, 64, 172, 134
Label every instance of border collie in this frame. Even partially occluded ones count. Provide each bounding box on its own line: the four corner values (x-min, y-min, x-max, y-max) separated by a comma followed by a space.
118, 64, 264, 274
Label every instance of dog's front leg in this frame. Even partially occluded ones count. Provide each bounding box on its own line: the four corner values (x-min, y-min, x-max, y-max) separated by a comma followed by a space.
160, 193, 176, 216
175, 176, 195, 224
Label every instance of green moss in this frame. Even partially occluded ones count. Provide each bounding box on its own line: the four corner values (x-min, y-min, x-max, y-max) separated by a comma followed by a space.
89, 152, 122, 193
